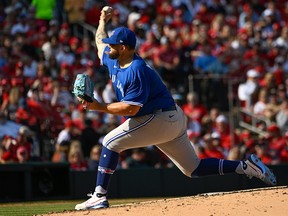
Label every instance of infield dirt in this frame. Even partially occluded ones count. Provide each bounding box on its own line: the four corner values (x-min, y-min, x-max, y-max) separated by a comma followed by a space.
43, 186, 288, 216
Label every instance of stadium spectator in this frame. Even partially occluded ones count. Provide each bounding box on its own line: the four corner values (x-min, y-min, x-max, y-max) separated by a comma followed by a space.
253, 88, 268, 115
276, 99, 288, 134
51, 139, 69, 163
97, 114, 122, 140
42, 35, 62, 61
26, 80, 50, 124
263, 89, 281, 121
44, 57, 57, 79
238, 69, 260, 109
153, 36, 180, 89
64, 0, 86, 25
68, 36, 80, 54
277, 84, 287, 104
259, 72, 277, 91
205, 50, 230, 110
68, 140, 88, 171
208, 107, 220, 128
192, 43, 220, 106
0, 111, 22, 139
47, 19, 60, 37
193, 44, 217, 74
52, 120, 78, 162
15, 98, 37, 128
238, 3, 259, 29
30, 0, 57, 28
187, 117, 201, 140
138, 31, 159, 66
69, 53, 85, 76
182, 92, 207, 123
200, 115, 214, 136
101, 80, 117, 104
6, 84, 23, 121
55, 44, 75, 66
79, 37, 98, 65
57, 62, 74, 87
123, 148, 153, 169
83, 60, 97, 84
84, 1, 101, 26
200, 132, 225, 159
80, 118, 100, 159
58, 22, 72, 44
22, 56, 38, 78
10, 13, 29, 35
16, 146, 29, 163
0, 135, 18, 163
0, 125, 33, 163
88, 145, 102, 170
267, 124, 286, 154
215, 114, 239, 151
279, 132, 288, 163
254, 141, 275, 165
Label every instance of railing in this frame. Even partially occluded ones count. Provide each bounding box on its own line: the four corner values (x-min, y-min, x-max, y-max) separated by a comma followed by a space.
188, 74, 243, 146
238, 108, 271, 136
72, 21, 96, 47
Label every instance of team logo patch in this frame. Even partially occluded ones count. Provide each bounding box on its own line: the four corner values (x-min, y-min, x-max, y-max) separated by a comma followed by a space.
98, 166, 115, 174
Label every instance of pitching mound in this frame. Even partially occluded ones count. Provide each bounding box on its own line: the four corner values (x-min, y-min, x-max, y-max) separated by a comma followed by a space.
45, 186, 287, 216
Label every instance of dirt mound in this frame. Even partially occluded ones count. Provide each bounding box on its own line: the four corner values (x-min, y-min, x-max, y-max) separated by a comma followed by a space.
45, 186, 288, 216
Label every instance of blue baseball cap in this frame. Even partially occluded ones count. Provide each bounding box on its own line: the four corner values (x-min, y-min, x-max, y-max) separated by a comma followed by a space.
102, 27, 136, 48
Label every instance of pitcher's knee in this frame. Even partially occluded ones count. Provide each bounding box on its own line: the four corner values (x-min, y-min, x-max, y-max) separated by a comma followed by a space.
179, 168, 196, 178
102, 136, 122, 153
178, 160, 200, 178
183, 170, 193, 178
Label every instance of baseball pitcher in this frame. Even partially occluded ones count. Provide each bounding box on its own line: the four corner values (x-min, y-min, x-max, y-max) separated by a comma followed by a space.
73, 6, 276, 210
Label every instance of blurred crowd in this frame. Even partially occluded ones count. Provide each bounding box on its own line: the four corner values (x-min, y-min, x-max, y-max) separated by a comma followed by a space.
0, 0, 288, 170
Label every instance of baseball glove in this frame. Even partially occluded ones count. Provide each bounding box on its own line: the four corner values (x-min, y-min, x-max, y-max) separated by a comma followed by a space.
72, 74, 94, 103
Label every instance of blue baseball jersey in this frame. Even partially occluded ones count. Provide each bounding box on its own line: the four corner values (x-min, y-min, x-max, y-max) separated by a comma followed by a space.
101, 46, 175, 118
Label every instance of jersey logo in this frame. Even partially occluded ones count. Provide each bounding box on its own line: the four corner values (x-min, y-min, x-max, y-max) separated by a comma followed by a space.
169, 115, 175, 118
116, 80, 124, 97
112, 75, 116, 82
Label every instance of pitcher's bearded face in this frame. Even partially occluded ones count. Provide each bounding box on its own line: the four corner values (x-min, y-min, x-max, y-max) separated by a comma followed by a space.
108, 44, 121, 59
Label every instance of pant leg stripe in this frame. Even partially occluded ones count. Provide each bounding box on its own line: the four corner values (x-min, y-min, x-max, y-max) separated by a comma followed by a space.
218, 159, 221, 175
219, 159, 224, 175
104, 114, 155, 148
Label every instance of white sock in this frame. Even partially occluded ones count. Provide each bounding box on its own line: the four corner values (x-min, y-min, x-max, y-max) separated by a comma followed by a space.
95, 185, 107, 195
235, 161, 245, 174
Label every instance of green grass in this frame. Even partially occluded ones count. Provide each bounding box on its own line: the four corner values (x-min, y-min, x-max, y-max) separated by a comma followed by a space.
0, 201, 75, 216
0, 198, 159, 216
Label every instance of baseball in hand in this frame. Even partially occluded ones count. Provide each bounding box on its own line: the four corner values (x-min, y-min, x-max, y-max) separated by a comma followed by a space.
103, 6, 113, 13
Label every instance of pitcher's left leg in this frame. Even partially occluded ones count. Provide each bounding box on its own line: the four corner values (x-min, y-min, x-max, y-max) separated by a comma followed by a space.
156, 132, 200, 177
